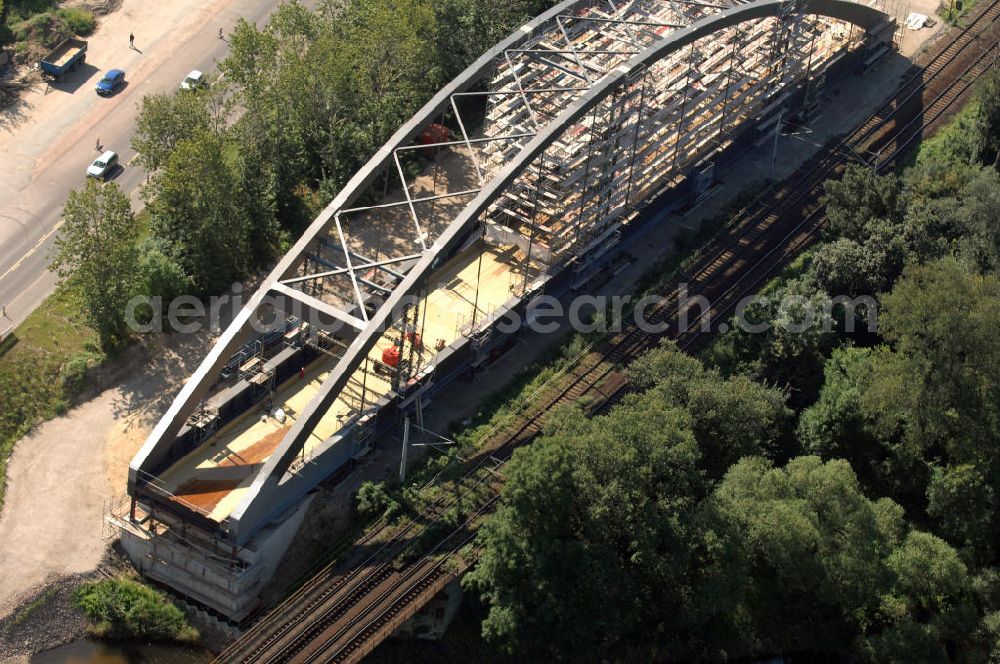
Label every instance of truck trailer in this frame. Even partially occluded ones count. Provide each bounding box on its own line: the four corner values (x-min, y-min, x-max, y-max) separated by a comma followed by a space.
40, 37, 87, 81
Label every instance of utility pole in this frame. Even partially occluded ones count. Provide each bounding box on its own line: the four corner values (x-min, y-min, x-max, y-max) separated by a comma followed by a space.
769, 110, 784, 178
399, 416, 411, 484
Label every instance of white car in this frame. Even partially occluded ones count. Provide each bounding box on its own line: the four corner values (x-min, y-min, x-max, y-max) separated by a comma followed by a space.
179, 70, 206, 91
87, 150, 118, 179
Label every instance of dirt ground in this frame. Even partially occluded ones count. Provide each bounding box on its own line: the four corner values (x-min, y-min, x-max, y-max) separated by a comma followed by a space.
0, 331, 212, 621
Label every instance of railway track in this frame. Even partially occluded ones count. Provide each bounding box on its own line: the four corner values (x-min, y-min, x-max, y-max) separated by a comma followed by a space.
216, 6, 1000, 662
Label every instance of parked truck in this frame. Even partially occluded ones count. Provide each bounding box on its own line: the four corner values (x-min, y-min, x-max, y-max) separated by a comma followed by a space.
39, 38, 87, 81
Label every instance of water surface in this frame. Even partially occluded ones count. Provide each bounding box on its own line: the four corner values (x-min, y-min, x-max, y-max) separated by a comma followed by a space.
31, 639, 212, 664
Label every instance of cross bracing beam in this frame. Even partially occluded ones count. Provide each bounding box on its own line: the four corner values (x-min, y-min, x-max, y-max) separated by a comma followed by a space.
269, 283, 367, 332
298, 253, 397, 295
130, 0, 889, 545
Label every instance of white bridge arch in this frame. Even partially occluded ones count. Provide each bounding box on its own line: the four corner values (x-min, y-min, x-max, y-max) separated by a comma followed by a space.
130, 0, 891, 545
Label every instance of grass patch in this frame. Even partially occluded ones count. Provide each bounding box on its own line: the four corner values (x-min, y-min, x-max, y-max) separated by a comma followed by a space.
74, 577, 199, 643
449, 334, 590, 452
11, 587, 57, 626
5, 0, 59, 22
938, 0, 978, 24
54, 8, 96, 36
911, 97, 984, 169
0, 287, 105, 510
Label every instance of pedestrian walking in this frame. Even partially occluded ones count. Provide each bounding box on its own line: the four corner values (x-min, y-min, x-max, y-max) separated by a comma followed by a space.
129, 32, 135, 48
219, 27, 224, 39
95, 137, 102, 151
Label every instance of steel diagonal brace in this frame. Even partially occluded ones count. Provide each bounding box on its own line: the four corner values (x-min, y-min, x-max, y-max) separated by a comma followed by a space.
339, 188, 481, 216
332, 212, 372, 322
269, 282, 367, 331
450, 95, 486, 185
507, 47, 642, 55
394, 133, 537, 152
602, 1, 647, 49
503, 49, 544, 130
453, 87, 588, 96
280, 254, 423, 287
392, 151, 430, 252
555, 14, 593, 84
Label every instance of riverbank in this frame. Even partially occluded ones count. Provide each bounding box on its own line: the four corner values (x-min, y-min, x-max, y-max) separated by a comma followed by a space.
0, 552, 111, 663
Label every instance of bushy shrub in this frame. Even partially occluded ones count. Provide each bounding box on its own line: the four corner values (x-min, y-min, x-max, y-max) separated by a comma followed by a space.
137, 240, 194, 303
55, 8, 96, 36
355, 481, 400, 519
62, 350, 101, 394
74, 578, 199, 642
6, 0, 60, 22
10, 12, 67, 48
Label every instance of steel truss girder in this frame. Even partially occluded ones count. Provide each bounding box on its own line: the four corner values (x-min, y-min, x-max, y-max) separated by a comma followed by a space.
130, 0, 888, 545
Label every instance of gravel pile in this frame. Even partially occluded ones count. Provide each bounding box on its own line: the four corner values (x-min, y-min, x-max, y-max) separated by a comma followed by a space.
0, 574, 91, 662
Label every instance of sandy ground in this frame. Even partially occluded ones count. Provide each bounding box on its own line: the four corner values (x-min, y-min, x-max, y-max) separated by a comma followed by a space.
0, 332, 213, 620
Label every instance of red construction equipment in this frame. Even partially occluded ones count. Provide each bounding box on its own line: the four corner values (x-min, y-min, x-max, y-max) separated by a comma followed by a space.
419, 123, 451, 146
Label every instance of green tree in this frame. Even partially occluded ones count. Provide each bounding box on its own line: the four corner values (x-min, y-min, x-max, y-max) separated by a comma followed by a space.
705, 456, 904, 656
219, 18, 280, 111
627, 341, 792, 474
705, 275, 841, 409
708, 457, 978, 662
0, 2, 11, 48
864, 531, 977, 662
863, 257, 1000, 467
320, 0, 442, 185
798, 346, 926, 503
433, 0, 542, 76
955, 168, 1000, 273
811, 235, 903, 298
927, 464, 996, 564
973, 70, 1000, 165
131, 92, 211, 172
145, 130, 252, 295
823, 164, 902, 242
466, 399, 708, 659
50, 180, 140, 349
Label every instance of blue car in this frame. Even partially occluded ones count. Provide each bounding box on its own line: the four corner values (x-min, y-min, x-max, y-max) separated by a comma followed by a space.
95, 69, 125, 96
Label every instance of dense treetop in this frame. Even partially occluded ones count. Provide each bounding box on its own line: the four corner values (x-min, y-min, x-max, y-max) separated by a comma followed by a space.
466, 72, 1000, 662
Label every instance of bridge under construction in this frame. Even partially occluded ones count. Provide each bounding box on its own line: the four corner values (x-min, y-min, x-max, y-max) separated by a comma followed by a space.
108, 0, 895, 621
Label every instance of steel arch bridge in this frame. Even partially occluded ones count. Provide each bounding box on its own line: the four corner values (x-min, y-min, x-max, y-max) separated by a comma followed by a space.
128, 0, 890, 547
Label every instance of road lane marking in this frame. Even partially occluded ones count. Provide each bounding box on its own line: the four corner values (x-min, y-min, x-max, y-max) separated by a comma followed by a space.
0, 218, 64, 283
7, 267, 58, 314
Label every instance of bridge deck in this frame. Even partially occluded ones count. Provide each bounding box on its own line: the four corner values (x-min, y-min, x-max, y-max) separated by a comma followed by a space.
157, 241, 530, 522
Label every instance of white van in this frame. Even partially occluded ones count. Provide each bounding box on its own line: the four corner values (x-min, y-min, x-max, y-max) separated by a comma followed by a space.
87, 150, 118, 179
180, 70, 206, 91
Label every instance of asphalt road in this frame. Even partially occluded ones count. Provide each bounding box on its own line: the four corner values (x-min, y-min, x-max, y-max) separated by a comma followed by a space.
0, 0, 289, 333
